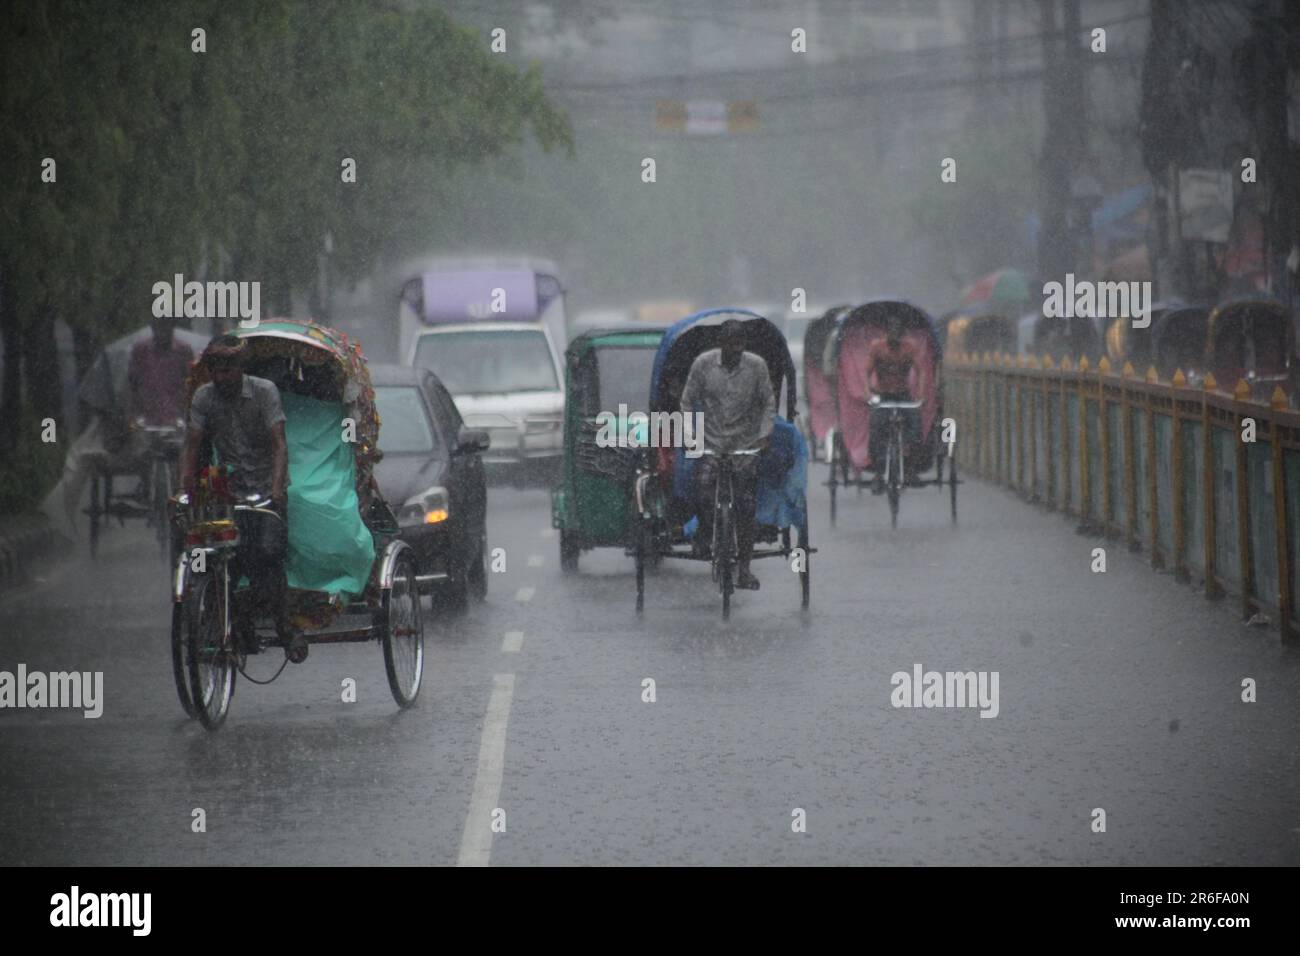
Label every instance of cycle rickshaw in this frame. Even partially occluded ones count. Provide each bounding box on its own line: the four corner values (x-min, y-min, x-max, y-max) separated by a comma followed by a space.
1206, 295, 1293, 400
551, 325, 666, 571
630, 309, 811, 620
824, 299, 957, 528
74, 324, 211, 558
169, 320, 424, 730
1104, 303, 1211, 383
802, 304, 851, 463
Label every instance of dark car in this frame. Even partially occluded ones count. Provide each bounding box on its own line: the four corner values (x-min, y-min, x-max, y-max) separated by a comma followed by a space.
370, 364, 490, 612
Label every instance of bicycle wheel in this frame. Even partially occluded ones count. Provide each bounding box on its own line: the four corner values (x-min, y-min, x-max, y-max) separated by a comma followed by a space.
828, 436, 839, 527
797, 524, 810, 608
887, 436, 900, 529
949, 447, 959, 524
152, 459, 171, 555
88, 471, 102, 558
170, 573, 199, 719
186, 571, 236, 730
634, 524, 646, 613
383, 551, 424, 708
716, 503, 734, 620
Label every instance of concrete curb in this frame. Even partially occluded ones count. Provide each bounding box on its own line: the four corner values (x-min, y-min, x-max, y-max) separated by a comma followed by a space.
0, 513, 73, 593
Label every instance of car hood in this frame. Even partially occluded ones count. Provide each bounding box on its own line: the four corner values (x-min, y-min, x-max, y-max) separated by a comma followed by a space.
455, 390, 563, 428
374, 453, 449, 508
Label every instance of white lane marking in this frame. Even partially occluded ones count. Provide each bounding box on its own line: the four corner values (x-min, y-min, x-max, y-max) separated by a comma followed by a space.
502, 630, 525, 653
527, 554, 544, 568
515, 586, 535, 602
457, 673, 516, 867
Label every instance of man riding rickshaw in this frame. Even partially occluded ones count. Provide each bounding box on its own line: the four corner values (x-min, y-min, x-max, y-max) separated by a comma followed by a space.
824, 299, 956, 527
170, 319, 423, 730
48, 319, 210, 555
632, 309, 810, 619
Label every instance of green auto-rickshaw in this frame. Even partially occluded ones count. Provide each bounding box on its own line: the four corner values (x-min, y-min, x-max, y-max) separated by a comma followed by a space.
551, 326, 666, 572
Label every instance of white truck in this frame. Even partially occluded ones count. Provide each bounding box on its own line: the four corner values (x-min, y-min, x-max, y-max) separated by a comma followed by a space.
400, 256, 567, 481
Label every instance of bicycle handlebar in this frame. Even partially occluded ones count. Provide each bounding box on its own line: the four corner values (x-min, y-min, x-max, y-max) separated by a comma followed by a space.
701, 448, 763, 457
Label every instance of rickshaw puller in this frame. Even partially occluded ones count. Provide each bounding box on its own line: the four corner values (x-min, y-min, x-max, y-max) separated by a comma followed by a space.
180, 335, 304, 662
865, 318, 924, 492
680, 319, 775, 591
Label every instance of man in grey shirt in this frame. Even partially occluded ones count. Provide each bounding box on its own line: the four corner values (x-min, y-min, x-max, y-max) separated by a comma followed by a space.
181, 335, 302, 660
680, 319, 775, 590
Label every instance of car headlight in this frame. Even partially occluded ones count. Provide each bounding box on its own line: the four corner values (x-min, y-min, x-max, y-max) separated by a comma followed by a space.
398, 486, 450, 527
524, 416, 563, 434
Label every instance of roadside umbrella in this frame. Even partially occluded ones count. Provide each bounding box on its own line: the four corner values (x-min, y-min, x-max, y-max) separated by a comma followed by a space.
960, 268, 1032, 311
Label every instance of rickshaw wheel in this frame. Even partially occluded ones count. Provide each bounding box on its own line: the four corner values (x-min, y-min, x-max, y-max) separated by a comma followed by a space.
88, 471, 103, 558
559, 530, 580, 573
383, 552, 424, 708
797, 524, 810, 608
170, 581, 199, 720
186, 573, 236, 731
717, 507, 733, 621
949, 449, 959, 524
634, 525, 646, 614
828, 438, 839, 527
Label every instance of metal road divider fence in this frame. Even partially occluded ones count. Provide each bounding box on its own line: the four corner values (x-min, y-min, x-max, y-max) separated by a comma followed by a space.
945, 351, 1300, 643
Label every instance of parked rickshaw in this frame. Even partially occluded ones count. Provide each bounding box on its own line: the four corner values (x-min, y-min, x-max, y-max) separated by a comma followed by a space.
551, 325, 666, 571
75, 324, 211, 558
630, 308, 811, 620
1206, 295, 1293, 399
802, 304, 851, 462
945, 312, 1015, 358
1104, 303, 1210, 382
824, 299, 957, 527
170, 320, 423, 730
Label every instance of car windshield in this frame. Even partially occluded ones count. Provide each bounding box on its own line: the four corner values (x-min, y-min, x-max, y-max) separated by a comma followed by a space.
375, 385, 437, 454
414, 328, 559, 395
596, 346, 656, 411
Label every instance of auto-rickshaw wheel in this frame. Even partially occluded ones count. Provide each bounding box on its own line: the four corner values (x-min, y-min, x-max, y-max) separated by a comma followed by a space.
559, 530, 580, 573
468, 532, 487, 602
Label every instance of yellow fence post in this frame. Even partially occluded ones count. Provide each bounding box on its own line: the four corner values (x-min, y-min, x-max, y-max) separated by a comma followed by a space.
1234, 379, 1255, 619
1078, 357, 1092, 526
1146, 366, 1161, 569
1028, 357, 1039, 502
1171, 369, 1188, 582
1122, 362, 1138, 550
1270, 387, 1293, 641
1098, 357, 1112, 531
1203, 374, 1219, 598
1044, 356, 1056, 509
1060, 357, 1073, 514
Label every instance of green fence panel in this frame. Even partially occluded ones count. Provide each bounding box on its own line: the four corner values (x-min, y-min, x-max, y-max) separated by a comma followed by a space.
1107, 403, 1123, 526
1036, 391, 1048, 499
1132, 408, 1149, 541
1154, 414, 1174, 557
1211, 426, 1240, 591
1247, 442, 1279, 609
1067, 394, 1080, 509
1085, 398, 1102, 520
1288, 450, 1300, 623
1182, 421, 1205, 576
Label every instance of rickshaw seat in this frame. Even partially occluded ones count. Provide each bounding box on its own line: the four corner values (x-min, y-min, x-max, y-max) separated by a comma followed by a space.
671, 417, 808, 532
279, 391, 376, 598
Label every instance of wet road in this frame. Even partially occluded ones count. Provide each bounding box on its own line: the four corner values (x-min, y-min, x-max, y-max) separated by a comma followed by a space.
3, 474, 1300, 866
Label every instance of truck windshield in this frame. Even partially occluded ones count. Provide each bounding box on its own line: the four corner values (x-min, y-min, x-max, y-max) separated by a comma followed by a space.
414, 328, 559, 395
